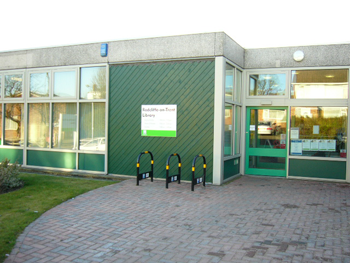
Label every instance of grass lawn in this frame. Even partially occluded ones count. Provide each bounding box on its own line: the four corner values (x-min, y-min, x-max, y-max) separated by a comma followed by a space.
0, 173, 118, 263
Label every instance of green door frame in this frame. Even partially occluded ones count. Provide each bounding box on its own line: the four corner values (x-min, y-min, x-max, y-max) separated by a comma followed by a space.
245, 107, 288, 177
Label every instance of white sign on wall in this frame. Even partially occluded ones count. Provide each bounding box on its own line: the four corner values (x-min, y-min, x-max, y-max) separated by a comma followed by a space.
141, 105, 177, 137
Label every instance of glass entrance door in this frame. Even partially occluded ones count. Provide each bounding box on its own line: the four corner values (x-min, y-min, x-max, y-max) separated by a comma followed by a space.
245, 107, 288, 177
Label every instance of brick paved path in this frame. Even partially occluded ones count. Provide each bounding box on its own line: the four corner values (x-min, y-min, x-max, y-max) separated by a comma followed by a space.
5, 176, 350, 263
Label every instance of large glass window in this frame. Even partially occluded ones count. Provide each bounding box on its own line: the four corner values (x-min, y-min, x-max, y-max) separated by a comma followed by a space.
80, 67, 106, 99
249, 73, 286, 96
52, 103, 77, 149
290, 107, 347, 158
0, 65, 106, 157
28, 104, 50, 148
225, 63, 242, 157
30, 73, 50, 97
79, 103, 105, 151
4, 103, 24, 146
5, 74, 23, 98
54, 71, 76, 98
224, 104, 233, 156
291, 69, 348, 99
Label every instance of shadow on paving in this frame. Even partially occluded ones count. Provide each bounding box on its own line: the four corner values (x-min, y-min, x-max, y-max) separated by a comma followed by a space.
5, 176, 350, 263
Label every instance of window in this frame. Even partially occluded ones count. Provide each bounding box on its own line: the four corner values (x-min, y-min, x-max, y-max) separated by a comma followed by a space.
79, 103, 105, 151
291, 69, 348, 99
224, 104, 233, 156
224, 63, 242, 157
28, 104, 50, 148
0, 104, 2, 145
5, 74, 23, 98
235, 106, 241, 154
290, 107, 347, 158
225, 64, 234, 101
249, 109, 287, 149
4, 103, 24, 146
235, 70, 242, 103
30, 72, 50, 97
249, 73, 286, 96
52, 103, 77, 149
0, 65, 107, 158
80, 67, 106, 99
54, 71, 76, 98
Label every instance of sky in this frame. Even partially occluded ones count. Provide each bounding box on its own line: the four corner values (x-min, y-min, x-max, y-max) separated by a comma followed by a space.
1, 0, 349, 52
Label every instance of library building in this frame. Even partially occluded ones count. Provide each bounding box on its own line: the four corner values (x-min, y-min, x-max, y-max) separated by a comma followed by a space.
0, 32, 349, 184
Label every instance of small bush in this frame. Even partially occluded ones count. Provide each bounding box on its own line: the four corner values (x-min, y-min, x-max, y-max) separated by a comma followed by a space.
0, 158, 23, 194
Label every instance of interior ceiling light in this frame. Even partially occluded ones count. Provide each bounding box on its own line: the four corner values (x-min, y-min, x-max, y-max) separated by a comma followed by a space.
325, 75, 335, 78
264, 76, 272, 79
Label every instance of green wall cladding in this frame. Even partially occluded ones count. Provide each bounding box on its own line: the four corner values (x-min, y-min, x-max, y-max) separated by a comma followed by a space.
79, 153, 105, 172
0, 149, 23, 164
27, 151, 76, 169
224, 158, 240, 180
289, 159, 346, 180
109, 60, 215, 182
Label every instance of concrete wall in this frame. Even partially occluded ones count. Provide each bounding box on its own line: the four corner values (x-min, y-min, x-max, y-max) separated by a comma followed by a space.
0, 32, 246, 70
222, 34, 245, 68
245, 44, 350, 69
2, 31, 347, 71
0, 44, 107, 70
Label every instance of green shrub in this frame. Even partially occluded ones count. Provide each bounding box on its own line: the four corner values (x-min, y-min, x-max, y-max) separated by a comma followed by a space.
0, 158, 23, 194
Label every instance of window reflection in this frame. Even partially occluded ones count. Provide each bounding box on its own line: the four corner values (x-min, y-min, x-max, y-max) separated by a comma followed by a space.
5, 74, 23, 98
290, 107, 347, 158
249, 109, 287, 149
54, 71, 76, 97
80, 67, 106, 99
249, 74, 286, 96
225, 64, 234, 101
28, 104, 50, 147
52, 103, 77, 149
235, 106, 241, 154
30, 73, 50, 97
5, 103, 24, 146
224, 105, 233, 156
235, 70, 242, 103
79, 103, 105, 151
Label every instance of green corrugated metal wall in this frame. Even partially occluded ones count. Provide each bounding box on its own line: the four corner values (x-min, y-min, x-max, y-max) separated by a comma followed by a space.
27, 150, 76, 169
108, 60, 215, 182
0, 149, 23, 164
289, 159, 346, 180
